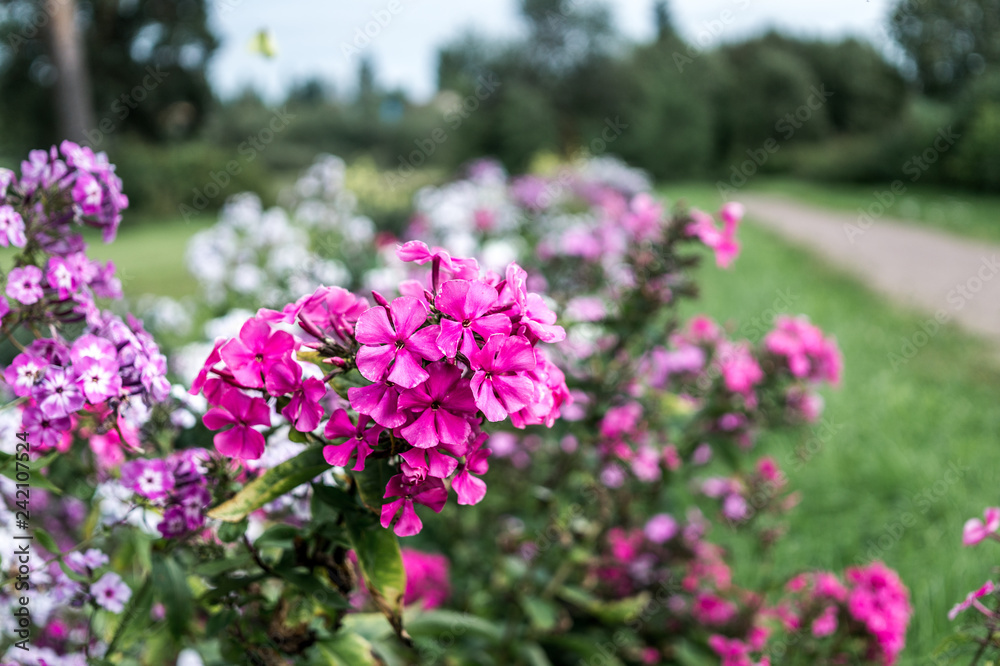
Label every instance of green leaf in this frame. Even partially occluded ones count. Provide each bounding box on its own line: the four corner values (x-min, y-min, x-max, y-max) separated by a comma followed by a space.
57, 559, 90, 583
254, 524, 301, 548
311, 483, 357, 512
152, 554, 193, 639
328, 369, 368, 399
106, 577, 153, 656
403, 610, 504, 643
311, 632, 378, 666
34, 527, 59, 555
216, 518, 248, 543
207, 446, 330, 522
556, 586, 651, 624
353, 456, 393, 513
191, 552, 254, 577
345, 511, 405, 636
522, 596, 559, 632
517, 642, 553, 666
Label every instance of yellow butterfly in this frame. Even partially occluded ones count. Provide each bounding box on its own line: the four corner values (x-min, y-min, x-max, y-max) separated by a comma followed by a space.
248, 29, 278, 59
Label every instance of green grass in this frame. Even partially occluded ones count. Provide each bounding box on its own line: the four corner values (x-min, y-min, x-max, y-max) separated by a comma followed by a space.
662, 183, 1000, 662
84, 215, 215, 299
0, 215, 214, 300
750, 178, 1000, 245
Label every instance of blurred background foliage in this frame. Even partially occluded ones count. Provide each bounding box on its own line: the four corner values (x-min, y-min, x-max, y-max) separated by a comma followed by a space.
0, 0, 998, 222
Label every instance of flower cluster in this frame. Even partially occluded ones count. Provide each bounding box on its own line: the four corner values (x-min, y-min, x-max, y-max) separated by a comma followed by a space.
779, 563, 911, 665
1, 143, 169, 452
191, 241, 569, 537
764, 315, 842, 387
121, 450, 213, 538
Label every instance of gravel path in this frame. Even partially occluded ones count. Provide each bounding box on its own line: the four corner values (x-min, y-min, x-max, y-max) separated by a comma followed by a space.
738, 194, 1000, 345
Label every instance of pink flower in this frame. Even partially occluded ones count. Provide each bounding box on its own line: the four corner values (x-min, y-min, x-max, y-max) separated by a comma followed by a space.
355, 296, 442, 389
4, 353, 47, 397
470, 334, 537, 422
380, 474, 448, 537
349, 377, 407, 428
21, 406, 71, 449
644, 513, 679, 543
396, 241, 479, 279
607, 527, 643, 561
401, 549, 451, 609
219, 317, 295, 389
693, 594, 738, 626
323, 409, 382, 471
203, 390, 272, 460
948, 580, 996, 621
76, 357, 122, 403
501, 263, 566, 343
6, 265, 44, 305
33, 366, 85, 417
687, 209, 741, 268
811, 605, 838, 637
621, 192, 663, 242
91, 572, 131, 613
398, 361, 477, 449
845, 562, 911, 665
46, 257, 80, 300
0, 205, 26, 248
718, 342, 763, 396
451, 436, 490, 506
963, 507, 1000, 546
265, 358, 325, 432
435, 279, 511, 359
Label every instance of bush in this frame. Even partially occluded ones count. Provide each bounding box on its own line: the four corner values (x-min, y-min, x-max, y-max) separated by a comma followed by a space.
108, 137, 276, 220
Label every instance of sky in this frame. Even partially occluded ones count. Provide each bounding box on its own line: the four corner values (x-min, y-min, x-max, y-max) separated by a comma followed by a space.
208, 0, 900, 103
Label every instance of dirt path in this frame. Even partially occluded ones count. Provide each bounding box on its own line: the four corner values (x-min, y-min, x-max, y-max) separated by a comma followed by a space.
738, 194, 1000, 345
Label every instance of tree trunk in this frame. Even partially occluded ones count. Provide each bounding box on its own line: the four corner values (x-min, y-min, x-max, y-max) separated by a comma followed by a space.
47, 0, 94, 143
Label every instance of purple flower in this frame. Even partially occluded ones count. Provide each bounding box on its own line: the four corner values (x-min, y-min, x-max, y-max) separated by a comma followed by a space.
435, 279, 511, 359
33, 366, 85, 417
4, 353, 47, 397
20, 406, 70, 449
0, 205, 26, 248
72, 172, 104, 216
158, 506, 188, 539
323, 409, 382, 471
45, 257, 81, 300
397, 361, 477, 449
6, 265, 44, 305
121, 459, 175, 501
76, 357, 122, 403
66, 548, 110, 574
469, 334, 537, 422
203, 389, 271, 460
91, 572, 131, 613
355, 296, 442, 389
70, 334, 118, 366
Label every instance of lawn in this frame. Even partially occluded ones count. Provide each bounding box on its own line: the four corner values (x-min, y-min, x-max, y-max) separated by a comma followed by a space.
82, 215, 215, 300
0, 214, 213, 300
662, 182, 1000, 661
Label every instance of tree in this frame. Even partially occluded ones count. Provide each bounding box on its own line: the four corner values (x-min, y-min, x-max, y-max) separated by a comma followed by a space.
47, 0, 94, 142
888, 0, 1000, 97
0, 0, 218, 152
